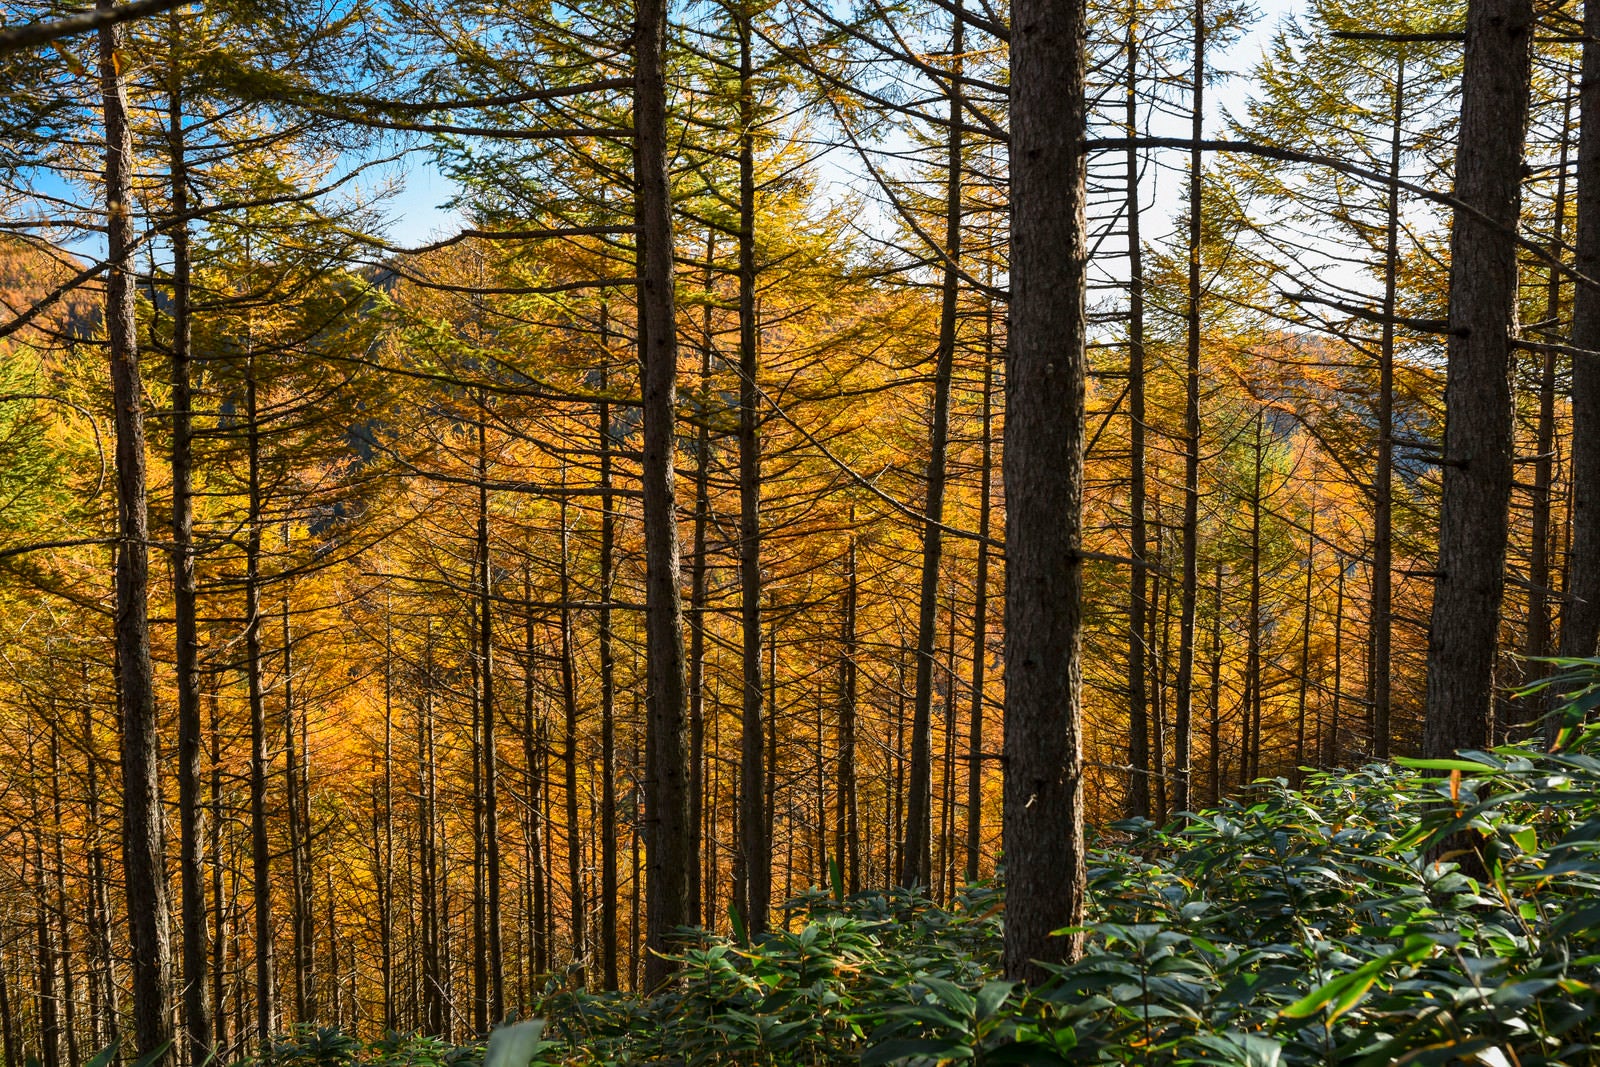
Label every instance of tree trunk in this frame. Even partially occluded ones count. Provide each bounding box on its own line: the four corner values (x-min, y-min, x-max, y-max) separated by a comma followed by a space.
101, 1, 174, 1056
904, 9, 964, 891
1423, 0, 1532, 757
964, 341, 993, 882
164, 26, 212, 1060
635, 0, 693, 986
837, 526, 861, 894
1004, 0, 1089, 983
477, 395, 505, 1018
1557, 0, 1600, 727
1172, 0, 1204, 815
1124, 4, 1152, 821
598, 354, 620, 993
736, 2, 770, 938
557, 498, 586, 981
1372, 55, 1407, 759
244, 357, 274, 1052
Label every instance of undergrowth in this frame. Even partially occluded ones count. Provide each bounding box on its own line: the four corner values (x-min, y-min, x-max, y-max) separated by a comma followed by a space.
260, 694, 1600, 1065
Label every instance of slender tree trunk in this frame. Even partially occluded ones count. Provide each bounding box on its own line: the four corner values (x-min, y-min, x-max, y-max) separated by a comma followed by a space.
1247, 412, 1265, 781
477, 395, 505, 1018
1330, 560, 1346, 765
1004, 0, 1089, 983
380, 617, 396, 1031
163, 32, 212, 1062
736, 2, 770, 938
283, 585, 312, 1026
687, 247, 713, 927
101, 2, 173, 1055
1123, 2, 1152, 822
635, 0, 693, 985
964, 344, 993, 882
1207, 563, 1223, 803
1424, 0, 1533, 757
557, 499, 586, 981
1373, 56, 1407, 759
1295, 506, 1315, 783
244, 357, 274, 1052
904, 10, 965, 890
1558, 0, 1600, 728
1522, 87, 1570, 737
598, 357, 621, 993
837, 528, 861, 894
1172, 0, 1204, 815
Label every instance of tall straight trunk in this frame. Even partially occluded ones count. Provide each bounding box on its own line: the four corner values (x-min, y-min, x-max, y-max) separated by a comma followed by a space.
1559, 0, 1600, 730
419, 644, 445, 1038
1522, 88, 1570, 735
734, 4, 771, 938
1005, 0, 1089, 983
687, 247, 713, 926
937, 588, 959, 900
1372, 56, 1406, 759
521, 569, 549, 976
557, 500, 586, 980
0, 939, 15, 1067
283, 586, 312, 1025
207, 689, 227, 1058
1172, 0, 1204, 815
635, 0, 693, 985
164, 29, 212, 1062
598, 356, 620, 993
1123, 4, 1152, 821
1424, 0, 1533, 757
964, 343, 993, 882
101, 3, 173, 1057
1153, 573, 1171, 820
1207, 563, 1223, 803
32, 738, 60, 1067
1295, 507, 1315, 783
380, 616, 396, 1031
904, 10, 965, 890
1330, 560, 1346, 764
477, 396, 505, 1018
836, 528, 861, 894
244, 359, 274, 1052
1246, 412, 1265, 780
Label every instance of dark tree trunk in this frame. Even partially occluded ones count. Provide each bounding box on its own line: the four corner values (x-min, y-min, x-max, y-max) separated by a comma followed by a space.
1123, 5, 1152, 821
687, 255, 713, 926
635, 0, 693, 986
101, 2, 174, 1057
598, 360, 620, 992
837, 527, 861, 894
1521, 86, 1569, 736
477, 396, 505, 1018
1004, 0, 1089, 983
163, 26, 212, 1061
964, 340, 993, 882
1424, 0, 1532, 757
904, 10, 964, 891
1557, 0, 1600, 728
244, 358, 274, 1052
1373, 56, 1406, 759
557, 501, 586, 981
736, 2, 770, 938
1172, 0, 1205, 815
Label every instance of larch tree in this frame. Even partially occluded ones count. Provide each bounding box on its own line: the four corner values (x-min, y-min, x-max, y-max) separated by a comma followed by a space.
1004, 0, 1090, 983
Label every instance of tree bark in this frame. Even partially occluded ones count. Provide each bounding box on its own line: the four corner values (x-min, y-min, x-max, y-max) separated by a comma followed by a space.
1423, 0, 1532, 758
737, 1, 770, 937
101, 1, 174, 1056
904, 9, 964, 891
164, 22, 212, 1060
1123, 4, 1152, 821
964, 339, 993, 882
1172, 0, 1204, 815
1004, 0, 1089, 983
635, 0, 693, 985
1557, 0, 1600, 725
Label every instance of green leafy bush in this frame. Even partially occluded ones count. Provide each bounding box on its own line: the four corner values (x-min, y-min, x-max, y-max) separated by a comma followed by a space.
255, 704, 1600, 1065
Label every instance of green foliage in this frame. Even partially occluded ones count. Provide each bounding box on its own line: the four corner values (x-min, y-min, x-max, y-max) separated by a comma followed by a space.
258, 720, 1600, 1065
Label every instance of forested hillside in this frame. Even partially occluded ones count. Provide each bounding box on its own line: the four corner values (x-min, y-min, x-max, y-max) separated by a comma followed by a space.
0, 0, 1592, 1061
